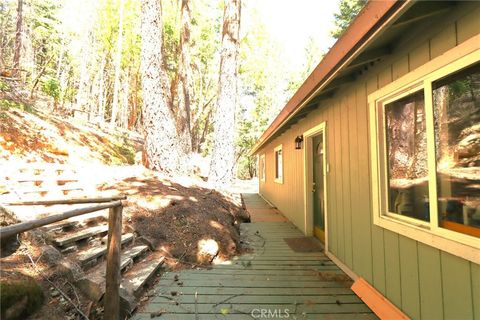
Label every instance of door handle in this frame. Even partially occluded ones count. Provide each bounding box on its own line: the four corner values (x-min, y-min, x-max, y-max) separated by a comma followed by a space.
312, 182, 316, 193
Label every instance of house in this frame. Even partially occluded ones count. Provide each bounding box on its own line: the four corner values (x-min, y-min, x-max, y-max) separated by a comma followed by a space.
251, 1, 480, 319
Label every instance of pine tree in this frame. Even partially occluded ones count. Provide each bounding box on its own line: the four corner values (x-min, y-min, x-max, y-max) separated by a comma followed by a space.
330, 0, 367, 39
12, 0, 23, 77
209, 0, 241, 187
174, 0, 193, 154
141, 0, 186, 175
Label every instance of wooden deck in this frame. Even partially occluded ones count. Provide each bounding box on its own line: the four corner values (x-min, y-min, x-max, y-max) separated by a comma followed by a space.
132, 194, 377, 319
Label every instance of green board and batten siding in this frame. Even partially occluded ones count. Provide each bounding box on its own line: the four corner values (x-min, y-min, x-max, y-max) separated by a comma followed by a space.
257, 3, 480, 320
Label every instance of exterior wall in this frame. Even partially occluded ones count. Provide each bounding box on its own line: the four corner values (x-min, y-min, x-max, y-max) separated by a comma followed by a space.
257, 3, 480, 320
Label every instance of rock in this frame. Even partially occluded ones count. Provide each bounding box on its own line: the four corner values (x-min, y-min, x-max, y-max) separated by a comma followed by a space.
50, 289, 60, 298
136, 235, 156, 250
88, 238, 102, 247
82, 258, 98, 269
39, 245, 62, 265
75, 274, 104, 302
196, 239, 219, 264
56, 258, 84, 282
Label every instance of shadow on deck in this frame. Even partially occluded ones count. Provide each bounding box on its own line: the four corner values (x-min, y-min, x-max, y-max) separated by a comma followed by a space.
132, 193, 377, 319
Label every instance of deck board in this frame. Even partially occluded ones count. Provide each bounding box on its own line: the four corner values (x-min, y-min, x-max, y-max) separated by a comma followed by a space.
133, 193, 377, 319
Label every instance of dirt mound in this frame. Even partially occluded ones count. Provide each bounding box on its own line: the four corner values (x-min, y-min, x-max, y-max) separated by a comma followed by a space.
100, 173, 250, 266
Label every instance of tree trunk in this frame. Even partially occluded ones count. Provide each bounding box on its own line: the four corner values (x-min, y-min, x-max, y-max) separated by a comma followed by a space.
13, 0, 23, 77
128, 69, 140, 130
174, 0, 193, 154
110, 0, 125, 129
141, 0, 186, 175
76, 39, 91, 114
56, 39, 65, 80
98, 57, 106, 124
209, 0, 241, 187
121, 71, 129, 129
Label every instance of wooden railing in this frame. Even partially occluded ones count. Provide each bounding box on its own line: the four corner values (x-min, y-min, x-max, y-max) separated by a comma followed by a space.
0, 196, 126, 320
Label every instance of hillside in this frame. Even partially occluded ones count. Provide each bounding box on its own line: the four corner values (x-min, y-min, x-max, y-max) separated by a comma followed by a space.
0, 105, 141, 166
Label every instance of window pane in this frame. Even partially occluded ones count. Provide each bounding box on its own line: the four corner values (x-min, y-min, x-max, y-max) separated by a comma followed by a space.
433, 63, 480, 238
385, 91, 430, 221
275, 152, 278, 178
278, 150, 282, 179
276, 149, 282, 180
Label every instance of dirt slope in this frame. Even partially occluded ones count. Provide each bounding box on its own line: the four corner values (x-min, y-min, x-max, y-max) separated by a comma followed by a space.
0, 106, 140, 165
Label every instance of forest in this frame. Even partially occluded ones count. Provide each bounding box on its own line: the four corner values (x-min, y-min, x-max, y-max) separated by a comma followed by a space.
0, 0, 342, 186
0, 0, 365, 186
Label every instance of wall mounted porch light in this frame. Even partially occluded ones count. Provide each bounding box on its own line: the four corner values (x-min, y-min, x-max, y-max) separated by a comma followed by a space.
295, 135, 304, 150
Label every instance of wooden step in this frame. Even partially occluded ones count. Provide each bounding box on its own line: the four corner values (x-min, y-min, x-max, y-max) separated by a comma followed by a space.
75, 233, 135, 267
119, 254, 166, 314
12, 174, 79, 183
52, 225, 108, 247
21, 187, 84, 194
121, 255, 165, 296
40, 220, 79, 232
120, 245, 150, 269
75, 245, 151, 302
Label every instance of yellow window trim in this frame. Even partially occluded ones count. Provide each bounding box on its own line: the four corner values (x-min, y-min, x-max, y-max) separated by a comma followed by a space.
274, 144, 283, 184
368, 34, 480, 264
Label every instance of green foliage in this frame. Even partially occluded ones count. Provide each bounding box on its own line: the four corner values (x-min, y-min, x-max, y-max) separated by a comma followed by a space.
0, 80, 9, 92
286, 37, 324, 97
27, 0, 62, 78
330, 0, 367, 39
235, 9, 311, 179
448, 79, 471, 101
113, 144, 135, 164
0, 1, 19, 68
236, 118, 259, 179
0, 278, 44, 320
41, 78, 60, 100
0, 99, 33, 113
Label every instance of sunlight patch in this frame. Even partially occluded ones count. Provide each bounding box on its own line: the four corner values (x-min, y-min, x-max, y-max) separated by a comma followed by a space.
197, 239, 219, 264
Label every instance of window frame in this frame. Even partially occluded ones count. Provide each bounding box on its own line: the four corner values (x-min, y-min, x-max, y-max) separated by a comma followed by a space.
368, 37, 480, 264
274, 144, 283, 184
259, 154, 266, 182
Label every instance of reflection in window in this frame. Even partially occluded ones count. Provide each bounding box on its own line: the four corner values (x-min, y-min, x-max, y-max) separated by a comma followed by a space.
275, 149, 282, 181
385, 91, 430, 221
433, 63, 480, 238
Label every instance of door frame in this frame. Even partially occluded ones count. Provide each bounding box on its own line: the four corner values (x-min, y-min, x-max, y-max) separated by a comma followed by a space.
303, 122, 329, 252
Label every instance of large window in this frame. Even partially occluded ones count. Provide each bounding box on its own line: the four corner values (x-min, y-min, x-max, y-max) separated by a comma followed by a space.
274, 145, 283, 184
385, 90, 430, 222
433, 63, 480, 238
369, 45, 480, 264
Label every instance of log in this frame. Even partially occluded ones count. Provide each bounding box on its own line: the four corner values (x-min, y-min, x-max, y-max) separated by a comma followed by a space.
0, 201, 122, 240
104, 206, 122, 320
2, 195, 126, 206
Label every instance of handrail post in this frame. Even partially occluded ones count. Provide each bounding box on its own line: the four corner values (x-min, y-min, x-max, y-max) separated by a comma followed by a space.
104, 205, 122, 320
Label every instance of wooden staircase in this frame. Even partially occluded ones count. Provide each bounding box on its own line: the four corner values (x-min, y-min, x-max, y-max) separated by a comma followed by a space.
1, 163, 92, 200
0, 163, 165, 318
45, 219, 164, 316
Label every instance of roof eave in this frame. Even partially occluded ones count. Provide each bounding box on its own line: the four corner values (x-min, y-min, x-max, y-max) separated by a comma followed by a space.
250, 0, 411, 156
